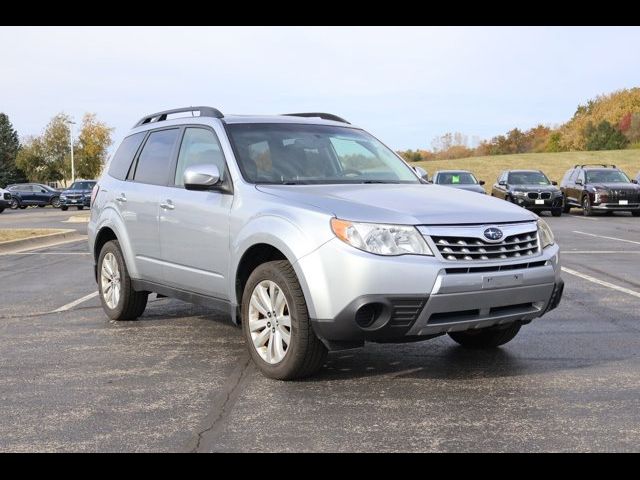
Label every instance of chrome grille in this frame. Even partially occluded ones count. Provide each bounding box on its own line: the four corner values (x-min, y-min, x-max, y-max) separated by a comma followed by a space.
541, 192, 551, 199
606, 189, 640, 203
527, 192, 538, 199
431, 231, 539, 261
527, 192, 551, 199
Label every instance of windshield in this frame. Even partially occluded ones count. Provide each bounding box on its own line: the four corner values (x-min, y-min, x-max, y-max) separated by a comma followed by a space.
69, 181, 96, 190
436, 172, 477, 185
226, 123, 420, 185
508, 171, 550, 185
586, 170, 630, 184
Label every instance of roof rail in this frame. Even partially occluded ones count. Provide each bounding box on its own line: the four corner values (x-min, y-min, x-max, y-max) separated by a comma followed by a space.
133, 106, 224, 128
283, 112, 351, 124
574, 164, 617, 168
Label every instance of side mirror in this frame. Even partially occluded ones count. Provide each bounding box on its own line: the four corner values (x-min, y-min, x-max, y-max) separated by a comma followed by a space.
413, 166, 428, 180
498, 180, 507, 186
632, 179, 638, 184
575, 179, 583, 186
479, 180, 485, 186
183, 164, 221, 191
551, 181, 558, 186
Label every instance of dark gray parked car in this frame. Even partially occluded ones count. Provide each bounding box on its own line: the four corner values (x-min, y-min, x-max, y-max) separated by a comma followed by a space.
432, 170, 486, 194
60, 181, 97, 210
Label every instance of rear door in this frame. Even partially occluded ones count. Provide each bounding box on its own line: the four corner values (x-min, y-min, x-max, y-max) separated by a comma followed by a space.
158, 126, 233, 298
119, 128, 181, 282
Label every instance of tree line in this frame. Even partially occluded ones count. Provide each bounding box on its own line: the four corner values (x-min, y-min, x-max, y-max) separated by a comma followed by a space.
399, 87, 640, 162
0, 112, 113, 187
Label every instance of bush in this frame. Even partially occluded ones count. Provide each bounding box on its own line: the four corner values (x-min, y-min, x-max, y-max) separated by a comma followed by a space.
583, 120, 629, 151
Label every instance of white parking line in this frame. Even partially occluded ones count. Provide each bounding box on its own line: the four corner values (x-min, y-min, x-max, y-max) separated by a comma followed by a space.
573, 230, 640, 246
564, 251, 640, 254
561, 266, 640, 299
52, 291, 99, 312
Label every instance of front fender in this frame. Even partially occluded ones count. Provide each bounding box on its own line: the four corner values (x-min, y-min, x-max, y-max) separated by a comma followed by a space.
230, 213, 333, 318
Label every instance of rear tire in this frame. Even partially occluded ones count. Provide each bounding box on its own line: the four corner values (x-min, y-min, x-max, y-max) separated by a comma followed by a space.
51, 196, 61, 208
562, 199, 571, 213
77, 206, 84, 210
19, 206, 27, 209
60, 206, 68, 211
98, 240, 148, 321
242, 260, 327, 380
449, 322, 521, 349
38, 204, 45, 208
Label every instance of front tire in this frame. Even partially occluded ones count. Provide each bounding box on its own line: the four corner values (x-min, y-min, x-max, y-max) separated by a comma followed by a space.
242, 260, 327, 380
98, 240, 148, 321
10, 198, 18, 209
60, 206, 68, 211
551, 208, 562, 217
449, 322, 521, 349
582, 194, 593, 216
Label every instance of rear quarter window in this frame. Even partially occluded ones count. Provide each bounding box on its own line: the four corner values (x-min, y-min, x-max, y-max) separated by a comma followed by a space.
108, 132, 147, 181
132, 129, 180, 186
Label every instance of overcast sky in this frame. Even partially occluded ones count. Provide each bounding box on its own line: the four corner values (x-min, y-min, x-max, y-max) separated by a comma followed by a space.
1, 26, 639, 150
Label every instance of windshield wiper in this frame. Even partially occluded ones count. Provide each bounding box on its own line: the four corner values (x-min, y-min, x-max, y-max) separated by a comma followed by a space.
361, 180, 399, 184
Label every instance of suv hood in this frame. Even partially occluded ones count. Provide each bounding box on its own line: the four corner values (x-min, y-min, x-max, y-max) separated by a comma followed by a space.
589, 183, 640, 191
62, 189, 92, 194
256, 184, 537, 225
510, 184, 560, 192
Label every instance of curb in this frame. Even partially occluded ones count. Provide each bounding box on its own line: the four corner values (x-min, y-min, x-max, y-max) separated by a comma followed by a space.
0, 229, 84, 254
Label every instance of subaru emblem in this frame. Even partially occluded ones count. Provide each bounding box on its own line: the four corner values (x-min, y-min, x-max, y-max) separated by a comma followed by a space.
484, 227, 503, 241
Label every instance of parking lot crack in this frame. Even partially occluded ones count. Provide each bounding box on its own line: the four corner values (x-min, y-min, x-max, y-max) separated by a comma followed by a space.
186, 353, 252, 453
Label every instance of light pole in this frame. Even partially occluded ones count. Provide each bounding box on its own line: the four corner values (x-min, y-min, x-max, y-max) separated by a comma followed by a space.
67, 120, 76, 185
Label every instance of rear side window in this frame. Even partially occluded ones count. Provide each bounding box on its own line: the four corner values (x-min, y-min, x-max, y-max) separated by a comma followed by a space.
133, 129, 180, 186
108, 132, 146, 180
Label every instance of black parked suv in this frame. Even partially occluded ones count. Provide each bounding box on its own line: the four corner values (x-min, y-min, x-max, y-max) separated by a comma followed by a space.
560, 164, 640, 216
491, 170, 563, 216
60, 180, 96, 210
6, 183, 61, 209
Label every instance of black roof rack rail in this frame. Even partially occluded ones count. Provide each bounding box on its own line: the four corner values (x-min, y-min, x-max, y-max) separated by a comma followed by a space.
283, 112, 351, 124
134, 106, 224, 128
574, 163, 616, 168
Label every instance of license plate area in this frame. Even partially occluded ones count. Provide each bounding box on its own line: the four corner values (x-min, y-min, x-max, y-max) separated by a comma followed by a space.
535, 199, 545, 205
619, 200, 629, 205
483, 273, 524, 289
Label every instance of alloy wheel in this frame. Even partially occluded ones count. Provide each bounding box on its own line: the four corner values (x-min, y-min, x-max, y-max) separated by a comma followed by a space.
100, 252, 121, 309
248, 280, 291, 364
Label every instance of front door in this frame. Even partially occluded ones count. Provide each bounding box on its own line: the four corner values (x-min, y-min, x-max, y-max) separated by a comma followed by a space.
159, 127, 233, 299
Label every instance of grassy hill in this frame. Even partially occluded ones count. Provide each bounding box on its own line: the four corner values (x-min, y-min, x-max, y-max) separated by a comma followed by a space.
415, 149, 640, 191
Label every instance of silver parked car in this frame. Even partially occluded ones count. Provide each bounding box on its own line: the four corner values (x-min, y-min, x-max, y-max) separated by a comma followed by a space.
88, 107, 563, 380
432, 170, 486, 194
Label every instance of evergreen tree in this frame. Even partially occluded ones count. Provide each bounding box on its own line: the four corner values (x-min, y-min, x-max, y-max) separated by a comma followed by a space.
0, 113, 25, 186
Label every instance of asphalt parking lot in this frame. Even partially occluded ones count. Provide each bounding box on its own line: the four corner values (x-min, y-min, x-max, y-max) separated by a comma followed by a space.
1, 207, 640, 452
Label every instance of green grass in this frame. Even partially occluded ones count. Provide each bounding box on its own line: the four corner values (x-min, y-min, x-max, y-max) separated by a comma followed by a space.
414, 150, 640, 192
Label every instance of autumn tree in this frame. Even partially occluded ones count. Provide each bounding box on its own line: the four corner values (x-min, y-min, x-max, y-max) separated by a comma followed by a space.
75, 113, 114, 179
16, 136, 50, 182
42, 113, 73, 182
0, 113, 25, 186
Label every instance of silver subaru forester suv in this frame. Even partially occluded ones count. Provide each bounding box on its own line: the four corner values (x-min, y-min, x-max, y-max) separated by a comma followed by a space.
89, 107, 563, 380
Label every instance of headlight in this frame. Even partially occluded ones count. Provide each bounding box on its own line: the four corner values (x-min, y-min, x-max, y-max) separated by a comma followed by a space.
60, 195, 67, 200
330, 218, 433, 256
512, 190, 527, 196
594, 188, 608, 202
537, 218, 554, 249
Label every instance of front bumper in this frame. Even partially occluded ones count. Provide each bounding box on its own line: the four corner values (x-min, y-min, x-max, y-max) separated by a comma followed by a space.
298, 237, 562, 349
61, 196, 90, 207
0, 199, 10, 208
512, 195, 563, 210
591, 202, 640, 211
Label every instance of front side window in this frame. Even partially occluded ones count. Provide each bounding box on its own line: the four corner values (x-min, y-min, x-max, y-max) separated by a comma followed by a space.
507, 171, 550, 185
435, 172, 478, 185
585, 169, 630, 184
133, 129, 180, 186
174, 128, 226, 187
226, 123, 419, 185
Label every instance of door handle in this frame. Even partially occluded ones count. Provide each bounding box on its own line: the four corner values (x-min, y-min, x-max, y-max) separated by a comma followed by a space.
115, 194, 127, 202
160, 200, 175, 210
